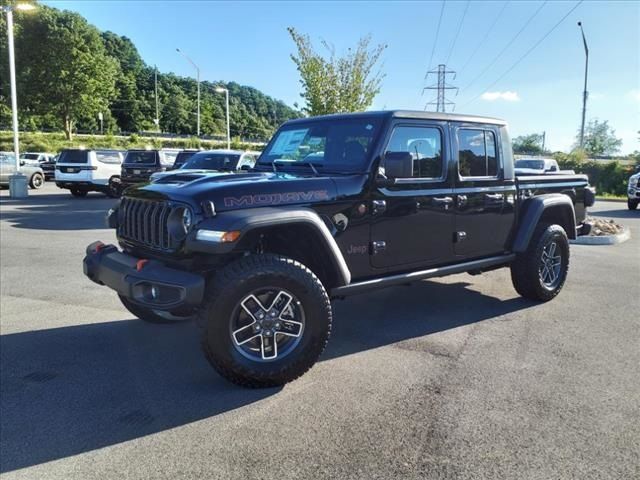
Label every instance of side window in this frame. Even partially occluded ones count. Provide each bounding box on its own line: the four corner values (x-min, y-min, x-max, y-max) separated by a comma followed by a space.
385, 125, 443, 179
458, 129, 498, 178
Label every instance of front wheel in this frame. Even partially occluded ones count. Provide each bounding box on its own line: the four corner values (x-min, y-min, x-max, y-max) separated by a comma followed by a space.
198, 254, 332, 388
628, 199, 639, 211
118, 295, 193, 323
30, 173, 44, 189
511, 223, 570, 302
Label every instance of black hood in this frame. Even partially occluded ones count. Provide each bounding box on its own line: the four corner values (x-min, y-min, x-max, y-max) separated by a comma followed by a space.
123, 171, 346, 213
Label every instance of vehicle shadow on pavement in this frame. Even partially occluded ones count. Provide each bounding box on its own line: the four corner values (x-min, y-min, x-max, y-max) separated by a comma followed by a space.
0, 194, 117, 230
327, 280, 535, 360
0, 280, 534, 473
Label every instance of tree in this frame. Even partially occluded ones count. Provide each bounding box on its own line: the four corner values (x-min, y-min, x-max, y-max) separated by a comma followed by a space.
576, 119, 622, 157
513, 134, 544, 155
287, 27, 386, 116
13, 6, 118, 139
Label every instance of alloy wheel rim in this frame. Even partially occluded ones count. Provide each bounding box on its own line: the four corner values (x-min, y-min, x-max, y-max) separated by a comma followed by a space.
230, 288, 305, 362
539, 240, 562, 289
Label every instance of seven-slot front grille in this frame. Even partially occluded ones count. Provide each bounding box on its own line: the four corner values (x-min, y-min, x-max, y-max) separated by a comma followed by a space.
118, 197, 173, 250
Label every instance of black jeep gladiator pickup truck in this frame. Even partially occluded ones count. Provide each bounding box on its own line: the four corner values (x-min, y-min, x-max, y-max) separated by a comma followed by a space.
84, 111, 595, 388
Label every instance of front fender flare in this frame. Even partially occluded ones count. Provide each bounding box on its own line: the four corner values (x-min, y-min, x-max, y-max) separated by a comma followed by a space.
513, 194, 576, 252
185, 207, 351, 287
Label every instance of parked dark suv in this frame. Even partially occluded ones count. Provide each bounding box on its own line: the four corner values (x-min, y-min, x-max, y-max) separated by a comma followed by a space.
120, 149, 179, 188
170, 149, 199, 170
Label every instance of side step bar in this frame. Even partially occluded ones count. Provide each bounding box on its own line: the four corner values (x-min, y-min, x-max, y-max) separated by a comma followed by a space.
331, 254, 515, 298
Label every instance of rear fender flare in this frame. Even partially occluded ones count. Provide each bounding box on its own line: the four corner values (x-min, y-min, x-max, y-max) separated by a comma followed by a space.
513, 194, 576, 252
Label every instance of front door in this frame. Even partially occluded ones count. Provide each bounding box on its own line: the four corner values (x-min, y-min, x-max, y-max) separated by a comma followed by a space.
452, 125, 515, 258
370, 121, 455, 270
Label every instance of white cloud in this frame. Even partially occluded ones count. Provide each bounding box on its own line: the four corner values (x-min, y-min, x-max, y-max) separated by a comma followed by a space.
480, 91, 520, 102
628, 89, 640, 102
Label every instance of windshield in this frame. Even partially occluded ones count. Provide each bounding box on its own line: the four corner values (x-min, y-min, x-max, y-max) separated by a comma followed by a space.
182, 152, 241, 171
124, 151, 157, 165
58, 150, 88, 164
258, 118, 381, 172
515, 159, 545, 169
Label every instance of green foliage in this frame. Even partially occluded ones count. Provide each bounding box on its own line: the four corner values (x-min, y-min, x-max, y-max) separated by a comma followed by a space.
0, 5, 299, 140
513, 133, 544, 155
287, 27, 386, 116
575, 119, 623, 156
553, 151, 633, 196
10, 6, 118, 140
0, 130, 264, 153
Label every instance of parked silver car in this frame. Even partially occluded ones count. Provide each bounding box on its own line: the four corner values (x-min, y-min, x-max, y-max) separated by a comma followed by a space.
0, 153, 45, 189
627, 166, 640, 210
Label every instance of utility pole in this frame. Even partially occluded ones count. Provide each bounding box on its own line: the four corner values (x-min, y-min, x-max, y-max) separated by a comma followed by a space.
154, 65, 160, 132
424, 64, 458, 112
176, 48, 201, 137
578, 22, 589, 148
542, 131, 546, 152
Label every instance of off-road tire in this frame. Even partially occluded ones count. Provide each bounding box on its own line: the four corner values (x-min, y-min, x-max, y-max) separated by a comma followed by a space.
118, 294, 192, 324
198, 254, 332, 388
628, 199, 639, 211
70, 189, 88, 198
29, 173, 44, 189
511, 223, 569, 302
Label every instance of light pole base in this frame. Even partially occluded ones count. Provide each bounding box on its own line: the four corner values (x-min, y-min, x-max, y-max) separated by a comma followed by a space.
9, 172, 28, 198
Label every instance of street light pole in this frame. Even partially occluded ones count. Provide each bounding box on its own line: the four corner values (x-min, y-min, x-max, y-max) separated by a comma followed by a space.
215, 87, 230, 149
176, 48, 200, 137
578, 21, 589, 149
3, 4, 33, 198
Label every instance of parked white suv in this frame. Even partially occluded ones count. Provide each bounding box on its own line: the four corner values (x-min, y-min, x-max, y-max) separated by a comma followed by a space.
55, 148, 124, 197
628, 168, 640, 210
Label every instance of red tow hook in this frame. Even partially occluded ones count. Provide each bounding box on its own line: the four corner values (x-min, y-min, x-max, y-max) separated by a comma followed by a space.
93, 242, 105, 254
136, 259, 149, 272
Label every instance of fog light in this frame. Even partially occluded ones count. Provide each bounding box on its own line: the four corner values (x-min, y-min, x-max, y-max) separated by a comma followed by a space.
150, 285, 159, 300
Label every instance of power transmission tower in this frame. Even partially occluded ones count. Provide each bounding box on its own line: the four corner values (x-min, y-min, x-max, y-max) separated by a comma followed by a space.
424, 64, 458, 112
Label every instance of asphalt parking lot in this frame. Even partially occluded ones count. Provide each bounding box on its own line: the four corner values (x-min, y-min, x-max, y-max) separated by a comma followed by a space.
1, 183, 638, 479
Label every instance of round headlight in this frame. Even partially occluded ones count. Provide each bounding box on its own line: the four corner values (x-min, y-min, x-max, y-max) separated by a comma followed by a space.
182, 208, 192, 232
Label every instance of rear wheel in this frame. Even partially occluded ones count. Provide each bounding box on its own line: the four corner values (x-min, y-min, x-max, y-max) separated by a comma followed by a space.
70, 188, 88, 197
198, 254, 332, 388
29, 173, 44, 189
511, 223, 570, 302
628, 199, 639, 210
118, 294, 193, 323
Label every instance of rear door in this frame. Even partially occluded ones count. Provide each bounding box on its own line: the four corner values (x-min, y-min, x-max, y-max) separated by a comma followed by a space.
370, 120, 455, 270
452, 124, 516, 258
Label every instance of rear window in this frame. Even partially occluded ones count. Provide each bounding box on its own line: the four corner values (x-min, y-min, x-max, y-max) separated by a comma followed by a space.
515, 159, 545, 170
159, 151, 178, 166
21, 153, 40, 160
182, 152, 241, 171
124, 151, 157, 165
58, 150, 88, 164
96, 151, 122, 164
174, 151, 197, 168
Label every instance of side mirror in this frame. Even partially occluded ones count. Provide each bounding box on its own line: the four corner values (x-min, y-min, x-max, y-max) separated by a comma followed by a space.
19, 160, 25, 166
383, 152, 413, 179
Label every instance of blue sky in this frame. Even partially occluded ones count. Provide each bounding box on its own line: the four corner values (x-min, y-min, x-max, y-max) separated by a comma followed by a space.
45, 0, 639, 153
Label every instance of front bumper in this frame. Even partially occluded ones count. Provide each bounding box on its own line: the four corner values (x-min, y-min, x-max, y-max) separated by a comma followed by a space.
83, 242, 205, 311
628, 186, 640, 199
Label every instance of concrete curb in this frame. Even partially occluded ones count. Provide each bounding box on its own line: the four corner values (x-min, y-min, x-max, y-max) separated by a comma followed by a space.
571, 227, 631, 245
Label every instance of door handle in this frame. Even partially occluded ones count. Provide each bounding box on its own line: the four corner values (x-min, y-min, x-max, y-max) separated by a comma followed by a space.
456, 195, 468, 207
433, 196, 453, 210
484, 193, 503, 201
